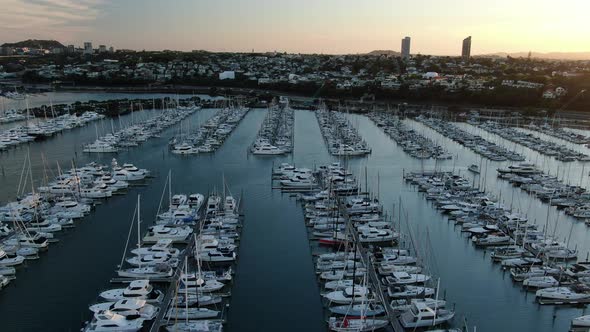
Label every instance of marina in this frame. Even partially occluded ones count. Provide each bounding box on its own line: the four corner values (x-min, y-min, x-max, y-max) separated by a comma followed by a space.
368, 111, 452, 160
5, 2, 589, 330
170, 102, 248, 154
478, 121, 590, 162
83, 103, 198, 153
0, 93, 590, 331
415, 115, 525, 161
0, 154, 152, 287
82, 172, 243, 332
273, 162, 459, 331
526, 122, 590, 145
250, 98, 294, 155
0, 111, 105, 151
315, 106, 371, 157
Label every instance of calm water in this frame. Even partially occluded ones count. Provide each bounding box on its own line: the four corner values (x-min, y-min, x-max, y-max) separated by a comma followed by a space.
0, 93, 589, 331
0, 92, 224, 131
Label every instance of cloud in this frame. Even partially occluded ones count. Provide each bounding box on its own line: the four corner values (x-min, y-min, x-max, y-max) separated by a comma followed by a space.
0, 0, 105, 33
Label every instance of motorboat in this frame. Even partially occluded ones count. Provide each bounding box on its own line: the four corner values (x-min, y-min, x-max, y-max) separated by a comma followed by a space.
131, 239, 181, 257
142, 225, 192, 243
175, 294, 222, 307
523, 276, 559, 289
387, 285, 435, 298
126, 253, 179, 267
89, 299, 158, 320
100, 280, 164, 303
0, 249, 25, 267
323, 286, 370, 304
399, 302, 455, 328
536, 285, 590, 302
206, 195, 221, 215
171, 142, 198, 155
390, 298, 446, 313
382, 272, 430, 286
83, 310, 144, 332
117, 264, 174, 279
188, 193, 205, 210
572, 315, 590, 327
83, 141, 118, 153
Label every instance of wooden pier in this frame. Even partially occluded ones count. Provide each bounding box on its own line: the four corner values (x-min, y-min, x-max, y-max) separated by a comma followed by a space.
336, 198, 403, 332
149, 234, 197, 332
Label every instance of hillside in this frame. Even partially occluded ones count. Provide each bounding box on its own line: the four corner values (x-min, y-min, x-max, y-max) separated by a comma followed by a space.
477, 51, 590, 61
367, 50, 401, 56
1, 39, 65, 49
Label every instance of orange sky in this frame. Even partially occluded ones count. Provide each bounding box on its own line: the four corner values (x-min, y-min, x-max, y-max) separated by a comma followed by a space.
1, 0, 588, 55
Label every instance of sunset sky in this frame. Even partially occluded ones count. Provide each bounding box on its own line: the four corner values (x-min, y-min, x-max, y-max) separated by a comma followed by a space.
1, 0, 588, 55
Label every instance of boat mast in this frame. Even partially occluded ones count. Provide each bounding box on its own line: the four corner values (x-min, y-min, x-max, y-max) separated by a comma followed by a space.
433, 277, 440, 326
184, 255, 189, 324
137, 194, 141, 250
169, 170, 172, 210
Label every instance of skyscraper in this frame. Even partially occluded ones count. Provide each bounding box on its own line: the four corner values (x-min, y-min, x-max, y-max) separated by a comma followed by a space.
462, 36, 471, 62
84, 42, 93, 55
401, 37, 411, 60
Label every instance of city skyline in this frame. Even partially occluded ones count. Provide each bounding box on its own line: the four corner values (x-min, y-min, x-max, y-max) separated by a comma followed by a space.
0, 0, 589, 55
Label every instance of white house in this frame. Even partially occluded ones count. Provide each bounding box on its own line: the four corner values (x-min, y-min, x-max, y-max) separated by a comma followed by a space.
423, 72, 439, 79
219, 71, 235, 80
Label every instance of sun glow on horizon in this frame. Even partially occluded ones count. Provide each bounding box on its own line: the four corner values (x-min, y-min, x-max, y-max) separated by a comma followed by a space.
0, 0, 589, 55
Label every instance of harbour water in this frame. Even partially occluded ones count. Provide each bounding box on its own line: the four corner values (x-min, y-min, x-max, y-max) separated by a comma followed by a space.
0, 92, 590, 331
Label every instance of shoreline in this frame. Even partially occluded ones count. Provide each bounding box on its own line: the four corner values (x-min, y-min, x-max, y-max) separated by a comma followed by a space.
4, 82, 590, 128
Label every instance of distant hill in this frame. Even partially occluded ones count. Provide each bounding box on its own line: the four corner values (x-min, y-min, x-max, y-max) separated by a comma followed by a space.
476, 52, 590, 61
367, 50, 401, 56
1, 39, 65, 49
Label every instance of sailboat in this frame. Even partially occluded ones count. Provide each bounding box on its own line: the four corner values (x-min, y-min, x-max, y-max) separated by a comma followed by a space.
166, 256, 221, 320
327, 275, 388, 331
164, 254, 223, 332
117, 195, 174, 279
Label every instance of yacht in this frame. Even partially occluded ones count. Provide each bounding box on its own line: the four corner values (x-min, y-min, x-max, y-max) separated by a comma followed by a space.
536, 285, 590, 302
327, 317, 389, 332
382, 272, 430, 286
164, 320, 223, 332
387, 285, 435, 298
251, 142, 284, 155
83, 310, 144, 332
126, 253, 179, 267
206, 195, 221, 215
131, 239, 181, 257
199, 248, 236, 263
329, 303, 385, 316
399, 302, 455, 328
165, 307, 220, 320
223, 195, 237, 214
89, 299, 158, 320
390, 298, 446, 313
171, 142, 198, 155
142, 225, 192, 243
83, 141, 118, 153
0, 249, 24, 267
572, 315, 590, 327
188, 193, 205, 210
523, 276, 559, 289
100, 280, 164, 303
117, 264, 174, 279
323, 286, 370, 304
